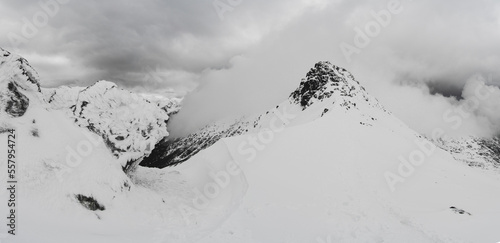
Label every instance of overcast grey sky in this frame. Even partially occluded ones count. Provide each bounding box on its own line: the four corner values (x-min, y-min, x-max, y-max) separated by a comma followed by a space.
1, 0, 500, 137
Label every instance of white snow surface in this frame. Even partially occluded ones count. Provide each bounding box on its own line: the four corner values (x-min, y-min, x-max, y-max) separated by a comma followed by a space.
0, 53, 499, 243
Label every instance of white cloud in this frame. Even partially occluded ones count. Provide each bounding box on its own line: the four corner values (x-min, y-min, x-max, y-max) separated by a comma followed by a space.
169, 0, 500, 138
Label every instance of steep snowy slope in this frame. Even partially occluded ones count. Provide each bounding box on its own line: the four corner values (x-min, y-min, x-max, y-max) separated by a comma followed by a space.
151, 61, 500, 242
43, 84, 183, 170
0, 48, 241, 243
192, 106, 500, 242
41, 84, 184, 172
0, 47, 44, 120
1, 46, 176, 172
142, 61, 393, 168
0, 108, 246, 243
42, 81, 176, 172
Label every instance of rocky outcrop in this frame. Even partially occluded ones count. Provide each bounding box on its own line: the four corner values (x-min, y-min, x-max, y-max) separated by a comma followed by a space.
0, 48, 43, 118
291, 61, 343, 108
4, 81, 30, 117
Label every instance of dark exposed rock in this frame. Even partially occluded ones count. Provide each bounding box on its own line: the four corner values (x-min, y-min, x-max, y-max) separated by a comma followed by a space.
16, 57, 41, 92
141, 119, 249, 168
31, 128, 39, 137
450, 206, 471, 215
75, 194, 105, 211
5, 82, 30, 117
290, 61, 340, 108
477, 137, 500, 167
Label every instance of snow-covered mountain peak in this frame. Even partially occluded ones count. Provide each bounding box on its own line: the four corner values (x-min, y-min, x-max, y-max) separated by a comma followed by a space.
82, 80, 118, 91
288, 61, 388, 119
290, 61, 358, 106
0, 47, 43, 118
0, 47, 41, 92
142, 61, 395, 168
1, 48, 175, 173
290, 61, 351, 107
45, 80, 172, 172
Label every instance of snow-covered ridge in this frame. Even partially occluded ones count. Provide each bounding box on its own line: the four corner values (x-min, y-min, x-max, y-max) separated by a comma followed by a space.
0, 48, 215, 242
42, 80, 175, 172
139, 93, 183, 116
0, 47, 177, 173
0, 48, 41, 92
0, 47, 43, 119
143, 61, 500, 170
141, 61, 394, 168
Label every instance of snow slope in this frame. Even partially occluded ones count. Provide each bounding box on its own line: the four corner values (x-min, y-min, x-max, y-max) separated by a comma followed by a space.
1, 48, 499, 243
41, 81, 173, 172
147, 61, 500, 242
194, 103, 500, 242
0, 101, 246, 243
0, 48, 238, 243
142, 61, 392, 168
1, 46, 177, 173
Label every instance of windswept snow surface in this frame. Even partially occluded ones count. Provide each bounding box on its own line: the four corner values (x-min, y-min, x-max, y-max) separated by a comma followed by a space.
1, 51, 499, 243
4, 83, 500, 242
1, 47, 242, 243
187, 77, 500, 242
197, 104, 500, 242
0, 105, 247, 243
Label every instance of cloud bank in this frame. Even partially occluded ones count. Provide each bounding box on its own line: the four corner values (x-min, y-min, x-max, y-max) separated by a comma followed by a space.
168, 0, 500, 138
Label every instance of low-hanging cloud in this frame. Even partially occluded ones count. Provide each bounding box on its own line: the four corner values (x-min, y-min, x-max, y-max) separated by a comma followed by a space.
169, 0, 500, 138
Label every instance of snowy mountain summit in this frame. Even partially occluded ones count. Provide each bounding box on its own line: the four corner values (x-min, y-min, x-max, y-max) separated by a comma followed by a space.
0, 47, 43, 118
141, 61, 391, 168
291, 61, 376, 110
